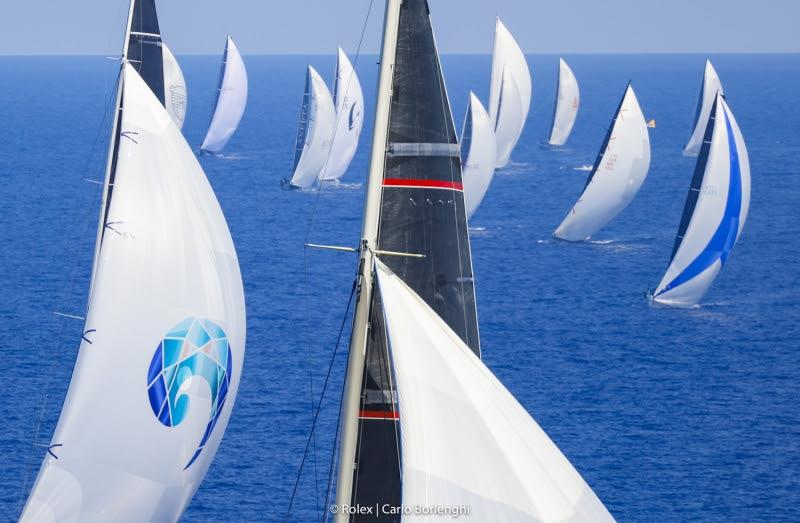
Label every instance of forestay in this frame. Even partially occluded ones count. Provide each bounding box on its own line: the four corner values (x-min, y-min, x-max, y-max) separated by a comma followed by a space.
548, 58, 580, 146
683, 60, 724, 157
555, 84, 650, 241
489, 18, 532, 168
319, 47, 364, 181
201, 36, 249, 154
654, 94, 750, 307
288, 66, 336, 189
20, 64, 246, 522
461, 92, 497, 220
376, 261, 615, 522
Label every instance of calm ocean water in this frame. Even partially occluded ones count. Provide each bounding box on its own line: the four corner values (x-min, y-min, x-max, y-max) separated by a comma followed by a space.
0, 53, 798, 522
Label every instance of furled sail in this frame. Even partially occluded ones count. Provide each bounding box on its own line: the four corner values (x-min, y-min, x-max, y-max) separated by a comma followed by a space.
683, 60, 724, 157
375, 260, 614, 522
319, 47, 364, 182
489, 18, 532, 168
461, 92, 497, 220
334, 0, 480, 519
555, 84, 650, 241
287, 66, 336, 189
21, 63, 246, 522
653, 93, 750, 307
548, 58, 580, 146
200, 36, 249, 154
162, 43, 188, 130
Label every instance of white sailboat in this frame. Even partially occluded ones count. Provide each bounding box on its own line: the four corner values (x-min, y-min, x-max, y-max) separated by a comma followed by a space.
683, 60, 724, 157
286, 66, 336, 189
461, 92, 497, 220
555, 84, 650, 242
319, 47, 364, 182
548, 58, 580, 146
200, 36, 248, 154
376, 260, 614, 521
488, 18, 532, 168
21, 62, 245, 523
653, 93, 750, 307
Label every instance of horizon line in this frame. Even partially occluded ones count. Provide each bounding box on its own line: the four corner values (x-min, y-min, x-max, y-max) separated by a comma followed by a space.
0, 51, 797, 58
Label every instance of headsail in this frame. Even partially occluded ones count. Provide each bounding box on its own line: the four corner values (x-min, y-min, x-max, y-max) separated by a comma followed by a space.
201, 36, 249, 154
683, 60, 724, 157
376, 260, 614, 522
287, 66, 336, 189
548, 58, 580, 146
334, 0, 480, 519
654, 94, 750, 307
555, 84, 650, 241
461, 92, 497, 220
489, 18, 532, 168
319, 47, 364, 181
21, 64, 246, 522
162, 43, 187, 130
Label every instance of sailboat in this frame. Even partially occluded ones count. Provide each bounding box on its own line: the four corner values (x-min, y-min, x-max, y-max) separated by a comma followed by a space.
488, 18, 532, 168
332, 1, 612, 521
19, 3, 245, 521
200, 35, 248, 154
319, 47, 365, 182
683, 60, 724, 157
547, 58, 580, 146
285, 66, 336, 189
653, 93, 750, 307
554, 84, 651, 242
461, 92, 497, 220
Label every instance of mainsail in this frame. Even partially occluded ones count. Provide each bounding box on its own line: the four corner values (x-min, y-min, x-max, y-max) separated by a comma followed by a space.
319, 47, 365, 182
287, 66, 336, 189
548, 58, 580, 146
201, 36, 249, 154
376, 260, 614, 522
21, 63, 245, 522
554, 84, 650, 241
683, 60, 724, 157
334, 0, 480, 519
489, 18, 532, 168
654, 93, 750, 307
461, 92, 497, 220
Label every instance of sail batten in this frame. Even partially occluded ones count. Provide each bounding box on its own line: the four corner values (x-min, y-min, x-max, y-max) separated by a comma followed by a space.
201, 36, 248, 153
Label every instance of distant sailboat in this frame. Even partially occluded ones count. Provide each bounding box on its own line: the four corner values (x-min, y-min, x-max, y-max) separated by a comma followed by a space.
20, 3, 245, 521
684, 60, 724, 157
647, 119, 657, 128
653, 93, 750, 307
285, 66, 336, 189
332, 1, 612, 521
489, 18, 532, 168
319, 47, 364, 182
548, 58, 580, 146
555, 84, 651, 241
461, 92, 497, 220
200, 36, 248, 154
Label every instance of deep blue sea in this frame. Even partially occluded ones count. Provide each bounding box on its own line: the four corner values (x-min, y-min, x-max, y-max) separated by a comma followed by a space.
1, 53, 798, 522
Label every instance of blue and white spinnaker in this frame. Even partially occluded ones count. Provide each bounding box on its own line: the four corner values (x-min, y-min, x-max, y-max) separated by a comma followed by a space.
653, 93, 750, 307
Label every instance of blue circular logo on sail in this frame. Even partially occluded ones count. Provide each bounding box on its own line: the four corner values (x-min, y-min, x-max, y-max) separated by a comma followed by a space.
146, 317, 233, 469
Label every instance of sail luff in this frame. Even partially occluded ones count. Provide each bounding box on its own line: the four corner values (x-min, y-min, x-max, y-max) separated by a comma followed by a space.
333, 1, 402, 518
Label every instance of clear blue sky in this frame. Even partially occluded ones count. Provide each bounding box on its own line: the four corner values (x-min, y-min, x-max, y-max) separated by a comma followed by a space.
1, 0, 797, 55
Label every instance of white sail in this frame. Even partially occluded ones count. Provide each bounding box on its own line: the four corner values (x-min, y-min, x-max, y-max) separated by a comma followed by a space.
374, 260, 614, 522
21, 64, 246, 522
162, 43, 188, 130
548, 58, 580, 146
200, 36, 248, 154
319, 47, 364, 182
288, 66, 337, 189
461, 92, 497, 220
555, 84, 651, 241
654, 94, 750, 307
683, 60, 724, 157
488, 18, 532, 168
